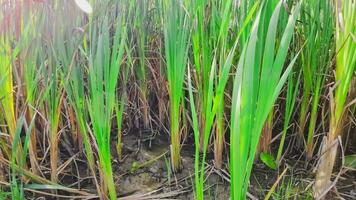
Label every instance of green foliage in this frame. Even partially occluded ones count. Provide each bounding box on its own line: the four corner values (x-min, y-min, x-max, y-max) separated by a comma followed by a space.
260, 152, 277, 170
230, 1, 301, 199
271, 177, 313, 200
345, 155, 356, 169
298, 0, 334, 158
134, 0, 150, 128
0, 27, 17, 140
333, 0, 356, 130
161, 0, 191, 171
86, 5, 127, 198
11, 113, 36, 199
277, 71, 301, 162
1, 1, 355, 199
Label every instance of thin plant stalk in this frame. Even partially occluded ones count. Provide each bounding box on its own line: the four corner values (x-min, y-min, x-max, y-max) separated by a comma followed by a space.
213, 0, 234, 169
190, 0, 214, 152
276, 70, 301, 163
43, 1, 77, 182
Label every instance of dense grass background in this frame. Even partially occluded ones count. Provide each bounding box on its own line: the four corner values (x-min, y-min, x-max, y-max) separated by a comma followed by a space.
0, 0, 355, 199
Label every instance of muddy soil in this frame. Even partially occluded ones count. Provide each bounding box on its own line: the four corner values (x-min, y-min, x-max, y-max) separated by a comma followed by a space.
107, 132, 298, 199
26, 128, 355, 199
113, 132, 231, 199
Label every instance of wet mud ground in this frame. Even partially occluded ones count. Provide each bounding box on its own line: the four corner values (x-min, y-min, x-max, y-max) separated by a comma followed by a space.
28, 129, 355, 199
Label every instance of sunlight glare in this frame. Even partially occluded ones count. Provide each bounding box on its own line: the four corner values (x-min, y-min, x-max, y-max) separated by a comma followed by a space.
74, 0, 93, 14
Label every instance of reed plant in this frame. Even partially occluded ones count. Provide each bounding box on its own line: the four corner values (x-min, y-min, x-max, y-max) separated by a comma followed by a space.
1, 0, 356, 199
134, 0, 150, 129
315, 0, 356, 198
190, 0, 213, 153
86, 5, 127, 199
63, 50, 100, 193
63, 48, 102, 194
298, 0, 334, 159
0, 6, 26, 168
188, 42, 238, 200
10, 113, 36, 199
19, 7, 48, 175
190, 0, 235, 169
49, 2, 103, 195
0, 19, 17, 155
230, 1, 301, 199
42, 2, 78, 183
188, 1, 259, 197
162, 0, 190, 171
44, 48, 63, 184
116, 42, 132, 161
277, 69, 301, 162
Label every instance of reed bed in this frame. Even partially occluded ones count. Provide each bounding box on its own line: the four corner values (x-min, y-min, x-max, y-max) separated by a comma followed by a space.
0, 0, 355, 199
